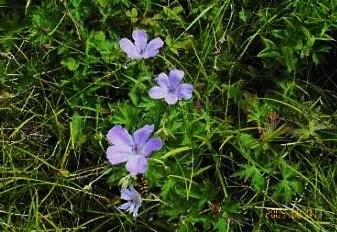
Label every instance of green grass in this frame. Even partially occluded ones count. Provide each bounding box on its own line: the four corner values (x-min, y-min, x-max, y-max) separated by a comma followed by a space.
1, 0, 337, 231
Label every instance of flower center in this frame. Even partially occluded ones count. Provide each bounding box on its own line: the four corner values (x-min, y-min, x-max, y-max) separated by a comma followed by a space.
138, 46, 146, 55
132, 145, 141, 155
168, 88, 176, 94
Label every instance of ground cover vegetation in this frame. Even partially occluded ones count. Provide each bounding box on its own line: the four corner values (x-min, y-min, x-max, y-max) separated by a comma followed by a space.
1, 0, 337, 231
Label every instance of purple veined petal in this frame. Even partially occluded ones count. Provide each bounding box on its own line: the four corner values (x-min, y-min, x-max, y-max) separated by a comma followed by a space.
168, 69, 184, 89
142, 138, 163, 157
149, 86, 168, 99
133, 125, 154, 147
119, 38, 142, 59
118, 202, 130, 210
126, 155, 148, 174
132, 210, 139, 218
107, 125, 133, 147
106, 146, 132, 165
120, 188, 133, 201
132, 30, 148, 54
129, 186, 142, 203
126, 203, 135, 214
177, 83, 194, 99
164, 93, 179, 105
155, 73, 169, 88
132, 202, 141, 218
128, 185, 137, 194
142, 37, 164, 58
118, 186, 142, 218
129, 186, 142, 218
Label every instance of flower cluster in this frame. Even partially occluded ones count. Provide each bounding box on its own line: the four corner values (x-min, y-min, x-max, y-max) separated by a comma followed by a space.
107, 29, 194, 218
119, 29, 193, 105
106, 124, 162, 218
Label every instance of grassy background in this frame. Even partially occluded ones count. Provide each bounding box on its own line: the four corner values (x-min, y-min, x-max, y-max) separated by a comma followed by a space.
1, 0, 337, 231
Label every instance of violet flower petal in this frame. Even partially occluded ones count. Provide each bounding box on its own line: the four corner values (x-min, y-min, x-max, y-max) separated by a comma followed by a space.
133, 124, 154, 147
106, 146, 132, 165
118, 186, 142, 218
118, 202, 130, 210
142, 37, 164, 58
119, 38, 142, 59
132, 30, 147, 54
107, 125, 133, 147
168, 69, 184, 89
155, 73, 169, 88
149, 86, 168, 99
131, 202, 141, 218
165, 93, 179, 105
142, 138, 163, 157
177, 84, 194, 99
120, 188, 133, 201
126, 155, 148, 174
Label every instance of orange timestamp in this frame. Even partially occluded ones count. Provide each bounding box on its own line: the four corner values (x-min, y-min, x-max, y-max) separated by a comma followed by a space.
265, 208, 322, 220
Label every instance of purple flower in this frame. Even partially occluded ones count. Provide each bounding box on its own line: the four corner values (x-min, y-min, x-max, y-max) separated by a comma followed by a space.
106, 124, 162, 174
118, 186, 142, 218
119, 29, 164, 59
149, 69, 194, 105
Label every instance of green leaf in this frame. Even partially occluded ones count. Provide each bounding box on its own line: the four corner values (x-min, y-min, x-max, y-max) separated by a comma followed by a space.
165, 34, 192, 55
257, 50, 280, 58
61, 57, 79, 71
232, 164, 265, 190
110, 0, 130, 6
97, 0, 109, 7
177, 221, 195, 232
126, 8, 138, 17
272, 163, 303, 202
257, 37, 280, 59
239, 8, 247, 22
70, 0, 82, 8
70, 112, 86, 149
58, 169, 70, 177
273, 179, 302, 203
163, 6, 184, 23
161, 146, 191, 160
271, 29, 287, 39
86, 31, 113, 61
161, 178, 174, 199
125, 8, 138, 23
281, 46, 296, 73
214, 218, 227, 231
312, 52, 320, 65
260, 37, 276, 49
112, 102, 141, 129
284, 17, 295, 31
301, 26, 315, 47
